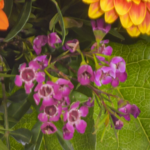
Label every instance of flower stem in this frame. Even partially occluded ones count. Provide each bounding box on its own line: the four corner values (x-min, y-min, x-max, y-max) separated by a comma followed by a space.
0, 56, 10, 149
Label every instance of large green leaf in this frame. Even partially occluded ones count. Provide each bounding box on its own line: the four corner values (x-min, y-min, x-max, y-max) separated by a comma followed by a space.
0, 140, 8, 150
95, 40, 150, 150
4, 0, 32, 42
4, 0, 13, 18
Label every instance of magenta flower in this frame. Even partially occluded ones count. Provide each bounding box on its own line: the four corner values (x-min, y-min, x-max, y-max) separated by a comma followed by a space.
111, 115, 123, 130
33, 35, 48, 55
55, 96, 70, 107
94, 67, 115, 86
15, 61, 45, 94
56, 78, 74, 96
111, 72, 127, 87
38, 103, 62, 122
91, 18, 111, 33
47, 32, 62, 49
91, 40, 113, 56
84, 97, 94, 107
41, 122, 57, 134
63, 101, 88, 140
33, 81, 62, 105
63, 39, 79, 53
110, 57, 126, 73
118, 104, 140, 121
33, 55, 48, 70
78, 65, 94, 85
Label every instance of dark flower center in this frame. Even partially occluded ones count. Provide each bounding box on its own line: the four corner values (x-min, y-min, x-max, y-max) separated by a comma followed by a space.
39, 86, 53, 97
69, 110, 79, 122
64, 127, 70, 135
45, 105, 57, 116
44, 125, 55, 132
82, 71, 90, 79
21, 68, 35, 81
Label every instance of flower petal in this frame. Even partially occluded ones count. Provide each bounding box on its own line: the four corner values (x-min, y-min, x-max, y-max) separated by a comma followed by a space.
41, 122, 57, 134
75, 120, 87, 134
102, 76, 112, 85
38, 113, 48, 122
33, 93, 40, 105
80, 106, 89, 117
42, 98, 55, 106
126, 25, 140, 37
71, 101, 80, 109
88, 2, 104, 19
111, 79, 119, 87
120, 13, 133, 28
24, 83, 34, 94
114, 0, 132, 16
129, 2, 146, 25
63, 123, 74, 140
34, 82, 43, 92
0, 0, 4, 9
100, 0, 114, 12
0, 10, 9, 30
82, 0, 99, 4
15, 75, 22, 87
105, 9, 118, 24
104, 46, 113, 55
36, 72, 45, 82
138, 10, 150, 34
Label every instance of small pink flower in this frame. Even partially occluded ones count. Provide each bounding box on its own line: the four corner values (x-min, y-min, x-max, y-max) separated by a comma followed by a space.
63, 39, 79, 53
56, 78, 74, 96
78, 65, 94, 85
111, 115, 123, 130
38, 103, 62, 122
63, 101, 88, 140
33, 81, 62, 105
84, 97, 94, 107
15, 61, 45, 94
33, 55, 48, 70
33, 35, 48, 55
47, 32, 62, 49
41, 122, 57, 134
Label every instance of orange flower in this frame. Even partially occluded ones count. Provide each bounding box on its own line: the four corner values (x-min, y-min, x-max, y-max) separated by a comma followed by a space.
82, 0, 150, 37
0, 0, 9, 30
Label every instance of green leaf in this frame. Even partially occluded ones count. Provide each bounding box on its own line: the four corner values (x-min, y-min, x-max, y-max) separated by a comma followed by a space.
25, 121, 43, 150
0, 140, 8, 150
95, 40, 150, 150
4, 0, 32, 42
51, 0, 66, 45
69, 91, 89, 103
10, 128, 32, 144
8, 89, 27, 103
4, 0, 13, 18
109, 29, 125, 40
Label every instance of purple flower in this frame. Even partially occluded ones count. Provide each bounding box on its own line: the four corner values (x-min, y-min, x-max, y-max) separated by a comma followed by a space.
33, 81, 62, 105
84, 97, 94, 107
38, 103, 62, 122
78, 65, 94, 85
63, 39, 79, 53
47, 32, 62, 49
15, 61, 45, 94
110, 57, 126, 73
63, 101, 88, 140
111, 72, 127, 87
91, 40, 113, 56
111, 115, 123, 130
55, 96, 70, 107
91, 18, 111, 33
56, 78, 74, 96
33, 55, 48, 70
41, 122, 57, 134
118, 104, 140, 121
33, 35, 48, 55
94, 67, 115, 86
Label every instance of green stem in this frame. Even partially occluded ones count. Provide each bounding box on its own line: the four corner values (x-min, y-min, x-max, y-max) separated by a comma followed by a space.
0, 56, 10, 149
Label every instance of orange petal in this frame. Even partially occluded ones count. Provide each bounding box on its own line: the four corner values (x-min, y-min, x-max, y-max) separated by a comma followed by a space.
0, 0, 4, 9
126, 25, 140, 37
132, 0, 140, 5
129, 2, 146, 25
105, 9, 118, 24
120, 13, 133, 28
82, 0, 99, 4
138, 10, 150, 33
0, 10, 9, 30
88, 2, 104, 19
114, 0, 132, 15
147, 2, 150, 11
100, 0, 114, 12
